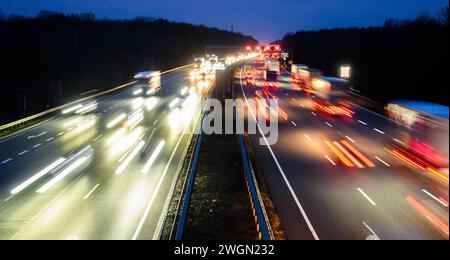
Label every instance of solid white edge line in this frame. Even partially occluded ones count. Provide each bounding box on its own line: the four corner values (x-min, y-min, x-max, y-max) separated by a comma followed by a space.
239, 65, 320, 240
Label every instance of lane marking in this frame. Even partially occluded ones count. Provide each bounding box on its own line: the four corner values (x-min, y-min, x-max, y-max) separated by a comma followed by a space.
375, 156, 391, 167
373, 128, 386, 135
325, 122, 333, 128
27, 131, 47, 139
291, 98, 296, 101
393, 138, 405, 145
1, 158, 12, 164
83, 184, 100, 200
17, 150, 28, 156
358, 120, 368, 126
325, 155, 336, 166
33, 143, 42, 148
93, 135, 103, 142
311, 112, 317, 117
57, 132, 65, 136
300, 104, 305, 108
46, 137, 54, 142
422, 189, 449, 207
305, 135, 313, 142
291, 121, 297, 127
357, 188, 377, 206
239, 66, 320, 240
345, 136, 356, 143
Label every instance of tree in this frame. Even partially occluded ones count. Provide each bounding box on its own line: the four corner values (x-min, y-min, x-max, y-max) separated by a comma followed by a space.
437, 6, 449, 26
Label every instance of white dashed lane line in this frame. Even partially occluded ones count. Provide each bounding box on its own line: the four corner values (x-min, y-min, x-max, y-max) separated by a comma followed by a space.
373, 128, 386, 135
357, 188, 377, 206
17, 150, 28, 156
325, 155, 336, 166
345, 136, 356, 143
1, 158, 12, 165
33, 143, 42, 148
358, 120, 368, 126
375, 156, 390, 167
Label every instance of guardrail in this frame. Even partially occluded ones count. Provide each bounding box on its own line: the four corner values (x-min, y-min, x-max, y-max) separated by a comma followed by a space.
232, 74, 273, 240
0, 64, 193, 133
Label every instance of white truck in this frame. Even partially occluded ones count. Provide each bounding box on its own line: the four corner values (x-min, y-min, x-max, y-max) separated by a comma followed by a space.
297, 68, 323, 92
134, 71, 161, 94
264, 58, 280, 82
311, 76, 354, 116
291, 64, 308, 82
387, 101, 449, 176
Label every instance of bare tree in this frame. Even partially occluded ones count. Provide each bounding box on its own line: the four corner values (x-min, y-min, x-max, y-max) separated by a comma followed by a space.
437, 6, 449, 26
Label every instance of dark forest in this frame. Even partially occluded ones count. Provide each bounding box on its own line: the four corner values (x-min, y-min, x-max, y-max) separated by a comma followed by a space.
0, 10, 256, 123
281, 6, 448, 106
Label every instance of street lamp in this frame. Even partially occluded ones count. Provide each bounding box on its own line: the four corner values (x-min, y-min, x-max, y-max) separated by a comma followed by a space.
340, 66, 351, 79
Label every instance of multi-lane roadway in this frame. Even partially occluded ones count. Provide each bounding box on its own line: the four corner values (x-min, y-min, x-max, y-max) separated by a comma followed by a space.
0, 68, 207, 240
236, 62, 449, 240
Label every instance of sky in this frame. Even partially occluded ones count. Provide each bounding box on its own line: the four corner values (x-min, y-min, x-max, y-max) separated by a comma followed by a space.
0, 0, 447, 43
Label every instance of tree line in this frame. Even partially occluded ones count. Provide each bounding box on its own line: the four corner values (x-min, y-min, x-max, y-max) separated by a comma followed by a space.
280, 6, 448, 106
0, 10, 257, 123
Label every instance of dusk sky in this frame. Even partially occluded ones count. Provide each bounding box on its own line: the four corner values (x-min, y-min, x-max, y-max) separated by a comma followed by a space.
0, 0, 447, 43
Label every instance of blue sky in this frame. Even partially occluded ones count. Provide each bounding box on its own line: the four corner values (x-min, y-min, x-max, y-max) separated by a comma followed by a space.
0, 0, 447, 43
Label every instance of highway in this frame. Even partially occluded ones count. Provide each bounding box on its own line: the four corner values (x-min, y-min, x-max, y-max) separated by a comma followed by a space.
236, 62, 449, 240
0, 68, 208, 240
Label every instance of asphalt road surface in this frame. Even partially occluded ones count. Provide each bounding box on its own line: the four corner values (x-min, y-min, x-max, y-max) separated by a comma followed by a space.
236, 62, 449, 240
0, 68, 208, 240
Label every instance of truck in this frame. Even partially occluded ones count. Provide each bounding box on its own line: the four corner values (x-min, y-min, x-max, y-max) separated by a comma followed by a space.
263, 58, 280, 82
297, 68, 323, 92
291, 64, 308, 82
387, 101, 449, 179
147, 71, 161, 94
311, 76, 354, 116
